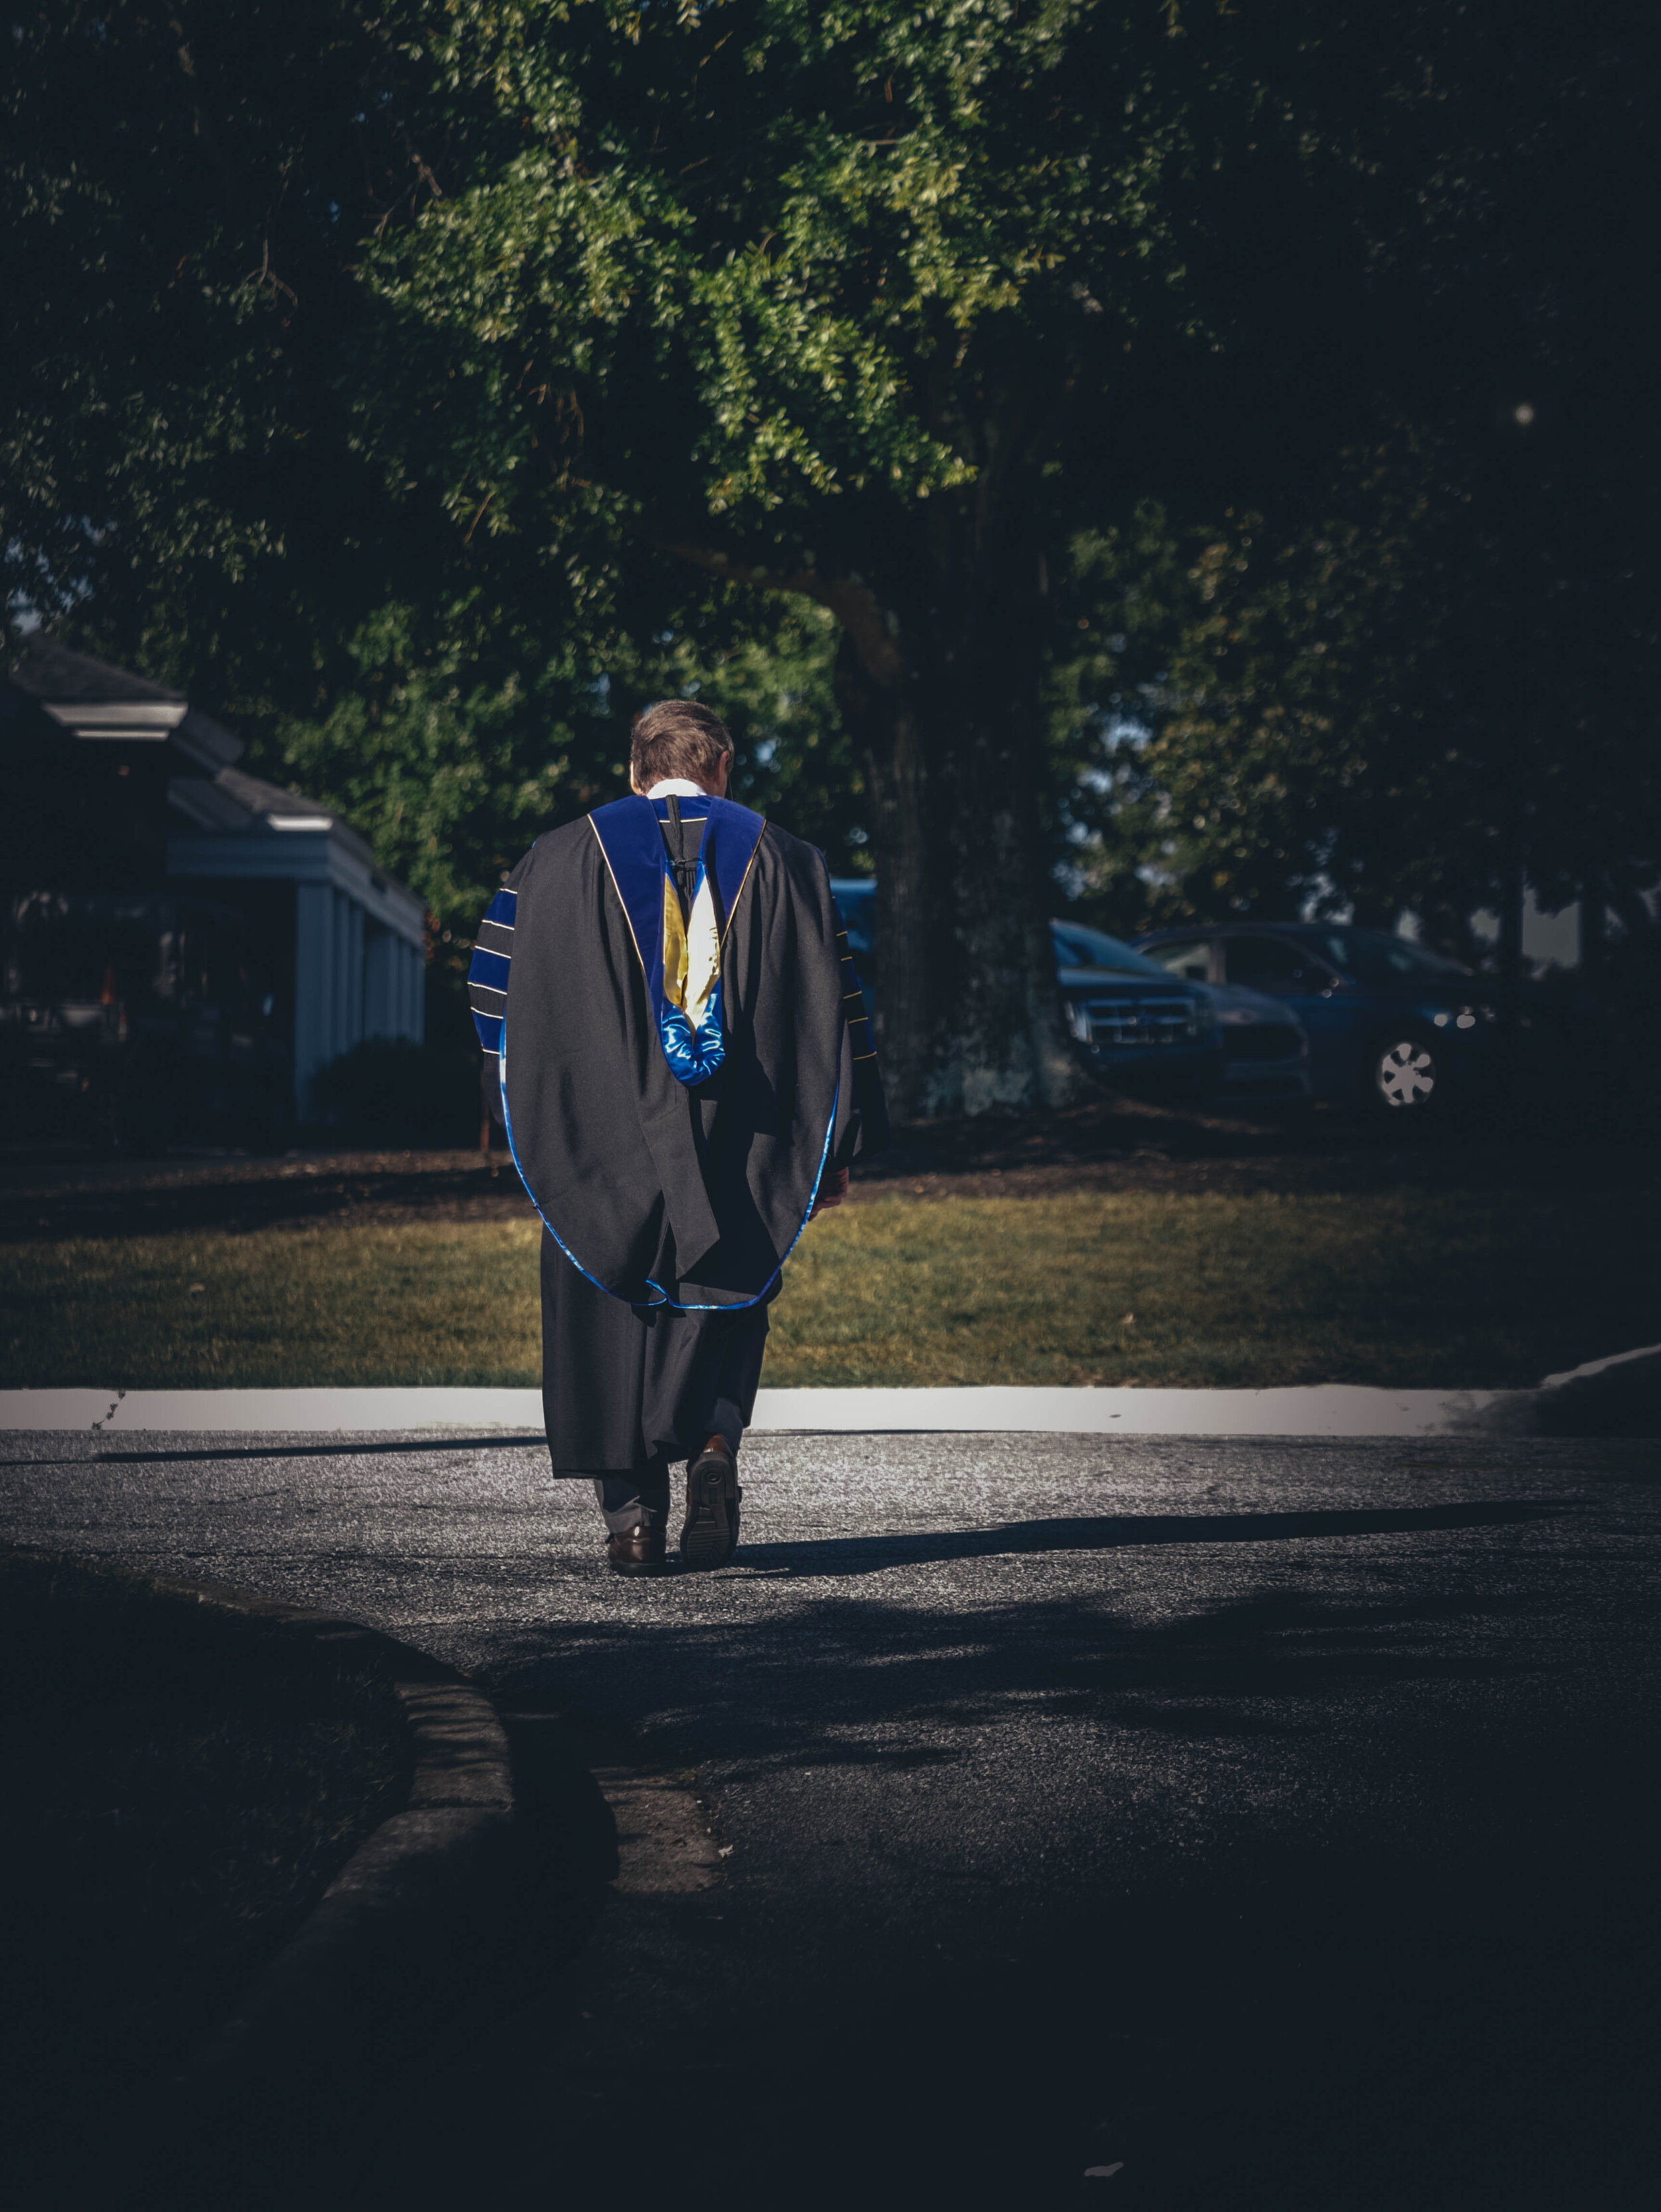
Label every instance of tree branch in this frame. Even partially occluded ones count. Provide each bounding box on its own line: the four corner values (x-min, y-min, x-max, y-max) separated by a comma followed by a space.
646, 533, 906, 689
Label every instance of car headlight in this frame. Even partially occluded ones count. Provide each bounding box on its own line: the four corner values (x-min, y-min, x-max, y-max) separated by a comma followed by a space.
1065, 1001, 1093, 1045
1430, 1005, 1492, 1030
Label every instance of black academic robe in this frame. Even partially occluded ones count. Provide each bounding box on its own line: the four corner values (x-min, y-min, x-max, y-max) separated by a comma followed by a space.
470, 795, 886, 1470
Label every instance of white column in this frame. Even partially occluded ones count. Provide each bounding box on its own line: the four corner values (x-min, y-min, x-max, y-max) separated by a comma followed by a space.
361, 924, 393, 1039
334, 894, 363, 1058
332, 892, 346, 1061
349, 903, 365, 1047
410, 936, 425, 1045
293, 884, 335, 1117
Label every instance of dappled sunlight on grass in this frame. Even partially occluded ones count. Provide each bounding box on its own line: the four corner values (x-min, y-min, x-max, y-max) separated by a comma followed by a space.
773, 1190, 1656, 1388
5, 1219, 544, 1389
2, 1187, 1653, 1391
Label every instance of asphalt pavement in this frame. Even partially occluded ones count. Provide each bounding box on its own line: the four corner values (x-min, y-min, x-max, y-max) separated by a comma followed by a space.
3, 1429, 1658, 2209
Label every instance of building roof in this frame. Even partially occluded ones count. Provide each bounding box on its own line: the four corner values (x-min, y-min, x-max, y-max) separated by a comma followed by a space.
8, 635, 185, 707
6, 635, 242, 767
7, 633, 405, 900
167, 765, 379, 872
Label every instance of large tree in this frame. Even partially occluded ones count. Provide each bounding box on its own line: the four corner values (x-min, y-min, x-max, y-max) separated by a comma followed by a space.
8, 3, 1648, 1108
331, 0, 1252, 1117
2, 1, 1289, 1114
0, 2, 871, 989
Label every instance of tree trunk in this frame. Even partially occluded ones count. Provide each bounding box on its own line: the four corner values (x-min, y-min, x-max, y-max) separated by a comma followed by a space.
657, 423, 1085, 1124
1578, 870, 1607, 989
1494, 859, 1526, 1027
832, 522, 1084, 1122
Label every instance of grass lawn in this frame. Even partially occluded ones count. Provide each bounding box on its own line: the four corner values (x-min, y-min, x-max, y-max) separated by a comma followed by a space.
4, 1184, 1655, 1389
0, 1548, 404, 2194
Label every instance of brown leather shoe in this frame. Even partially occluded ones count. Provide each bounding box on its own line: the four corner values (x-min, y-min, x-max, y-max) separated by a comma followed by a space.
605, 1520, 666, 1575
680, 1436, 741, 1571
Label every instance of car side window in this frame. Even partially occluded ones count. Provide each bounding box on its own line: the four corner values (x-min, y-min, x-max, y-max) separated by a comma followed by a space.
1224, 936, 1320, 992
1145, 938, 1212, 984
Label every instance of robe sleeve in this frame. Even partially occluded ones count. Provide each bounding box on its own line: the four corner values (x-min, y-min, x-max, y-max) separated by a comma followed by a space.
831, 894, 890, 1166
468, 847, 535, 1127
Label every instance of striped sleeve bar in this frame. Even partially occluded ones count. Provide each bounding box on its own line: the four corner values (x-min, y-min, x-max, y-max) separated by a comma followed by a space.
468, 887, 517, 1055
834, 914, 876, 1062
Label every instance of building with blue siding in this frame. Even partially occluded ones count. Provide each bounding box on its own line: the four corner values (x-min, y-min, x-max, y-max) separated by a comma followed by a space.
3, 636, 424, 1140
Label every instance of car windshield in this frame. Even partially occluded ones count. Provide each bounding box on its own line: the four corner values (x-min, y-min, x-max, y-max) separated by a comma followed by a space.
1313, 928, 1472, 985
1049, 922, 1171, 977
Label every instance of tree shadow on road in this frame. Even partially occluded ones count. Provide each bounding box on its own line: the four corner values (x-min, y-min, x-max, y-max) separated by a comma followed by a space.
730, 1496, 1572, 1579
357, 1575, 1659, 2212
484, 1526, 1575, 1817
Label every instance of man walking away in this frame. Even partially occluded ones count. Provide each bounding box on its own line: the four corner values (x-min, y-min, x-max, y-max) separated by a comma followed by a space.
469, 700, 888, 1573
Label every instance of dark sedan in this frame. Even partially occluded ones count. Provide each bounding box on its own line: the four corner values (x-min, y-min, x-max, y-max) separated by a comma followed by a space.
1133, 922, 1496, 1112
829, 883, 1306, 1100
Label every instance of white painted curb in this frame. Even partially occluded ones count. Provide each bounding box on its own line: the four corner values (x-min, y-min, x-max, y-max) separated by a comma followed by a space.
765, 1384, 1534, 1437
0, 1387, 548, 1433
0, 1382, 1537, 1437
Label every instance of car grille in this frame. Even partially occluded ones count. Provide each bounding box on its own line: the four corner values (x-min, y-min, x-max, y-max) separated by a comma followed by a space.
1223, 1025, 1302, 1064
1078, 991, 1201, 1049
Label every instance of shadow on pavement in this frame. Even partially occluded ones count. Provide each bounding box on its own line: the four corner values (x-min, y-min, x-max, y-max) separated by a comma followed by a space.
487, 1578, 1565, 1776
309, 1712, 1658, 2212
732, 1497, 1573, 1578
70, 1437, 550, 1466
56, 1512, 1653, 2211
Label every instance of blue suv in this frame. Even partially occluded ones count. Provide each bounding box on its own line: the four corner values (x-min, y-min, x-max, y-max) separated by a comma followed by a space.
1133, 923, 1497, 1113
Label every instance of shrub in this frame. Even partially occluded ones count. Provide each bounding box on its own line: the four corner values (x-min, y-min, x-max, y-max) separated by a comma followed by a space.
308, 1036, 482, 1147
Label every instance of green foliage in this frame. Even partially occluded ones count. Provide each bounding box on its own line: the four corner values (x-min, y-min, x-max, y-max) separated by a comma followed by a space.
347, 0, 1207, 553
676, 601, 866, 866
1042, 5, 1661, 948
1054, 407, 1660, 950
5, 2, 929, 941
252, 584, 860, 934
1051, 472, 1464, 934
5, 0, 1654, 995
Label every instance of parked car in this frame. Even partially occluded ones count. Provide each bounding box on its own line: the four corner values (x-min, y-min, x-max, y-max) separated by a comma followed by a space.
1049, 919, 1310, 1102
828, 882, 1310, 1102
1133, 922, 1496, 1113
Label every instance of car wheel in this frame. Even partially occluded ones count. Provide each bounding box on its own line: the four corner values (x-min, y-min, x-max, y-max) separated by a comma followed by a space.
1367, 1032, 1440, 1113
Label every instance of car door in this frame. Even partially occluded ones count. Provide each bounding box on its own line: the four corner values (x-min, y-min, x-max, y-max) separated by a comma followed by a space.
1221, 934, 1350, 1090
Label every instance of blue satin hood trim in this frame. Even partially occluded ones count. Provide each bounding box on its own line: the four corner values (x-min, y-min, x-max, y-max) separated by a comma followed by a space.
658, 954, 727, 1084
588, 795, 766, 1086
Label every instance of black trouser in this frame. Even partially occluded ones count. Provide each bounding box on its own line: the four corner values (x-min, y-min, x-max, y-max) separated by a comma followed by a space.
590, 1313, 765, 1534
592, 1393, 742, 1534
